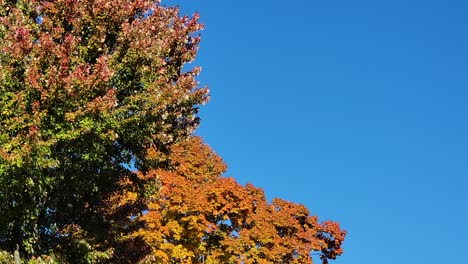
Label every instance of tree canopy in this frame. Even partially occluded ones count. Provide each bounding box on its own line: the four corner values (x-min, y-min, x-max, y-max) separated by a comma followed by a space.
0, 0, 345, 263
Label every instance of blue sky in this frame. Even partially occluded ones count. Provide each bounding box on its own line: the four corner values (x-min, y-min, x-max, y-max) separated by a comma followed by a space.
167, 1, 468, 263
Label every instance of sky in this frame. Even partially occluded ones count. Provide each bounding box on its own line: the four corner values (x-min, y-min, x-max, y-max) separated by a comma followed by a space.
167, 1, 468, 263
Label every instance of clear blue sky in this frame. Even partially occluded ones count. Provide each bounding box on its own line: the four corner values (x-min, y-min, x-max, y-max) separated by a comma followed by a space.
168, 1, 468, 263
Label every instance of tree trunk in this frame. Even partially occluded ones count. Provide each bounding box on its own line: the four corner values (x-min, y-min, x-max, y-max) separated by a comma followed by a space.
14, 244, 20, 264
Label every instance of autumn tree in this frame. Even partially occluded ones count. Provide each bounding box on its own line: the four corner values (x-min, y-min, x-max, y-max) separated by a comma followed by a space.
0, 0, 345, 263
107, 136, 345, 264
0, 0, 206, 261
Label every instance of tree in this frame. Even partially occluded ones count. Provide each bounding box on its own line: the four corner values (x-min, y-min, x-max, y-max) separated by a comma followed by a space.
0, 0, 206, 260
0, 0, 345, 263
107, 136, 346, 264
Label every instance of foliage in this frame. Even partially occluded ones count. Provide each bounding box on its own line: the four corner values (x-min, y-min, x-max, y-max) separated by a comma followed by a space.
0, 0, 205, 260
0, 0, 345, 263
0, 250, 59, 264
108, 137, 346, 263
25, 254, 59, 264
0, 250, 14, 264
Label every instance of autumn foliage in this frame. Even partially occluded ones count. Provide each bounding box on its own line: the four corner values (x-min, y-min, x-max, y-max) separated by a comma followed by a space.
106, 136, 345, 263
0, 0, 345, 263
